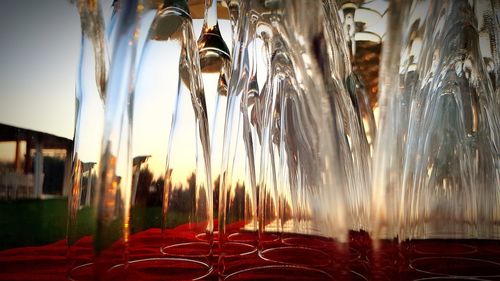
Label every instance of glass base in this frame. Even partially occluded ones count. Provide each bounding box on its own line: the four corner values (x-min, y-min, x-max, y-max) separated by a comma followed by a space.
160, 242, 211, 258
282, 236, 327, 248
413, 277, 490, 281
411, 242, 477, 255
259, 246, 332, 267
108, 258, 212, 281
68, 263, 93, 281
195, 231, 218, 242
224, 265, 333, 281
220, 241, 257, 257
68, 258, 212, 280
351, 270, 368, 281
227, 232, 257, 243
410, 257, 500, 278
224, 231, 279, 243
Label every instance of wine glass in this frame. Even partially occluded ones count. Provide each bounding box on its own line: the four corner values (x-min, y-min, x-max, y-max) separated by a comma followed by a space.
197, 0, 231, 246
372, 0, 500, 242
323, 0, 372, 233
217, 0, 264, 277
90, 0, 143, 278
124, 1, 214, 280
67, 0, 145, 279
222, 0, 350, 278
66, 0, 112, 279
370, 10, 500, 281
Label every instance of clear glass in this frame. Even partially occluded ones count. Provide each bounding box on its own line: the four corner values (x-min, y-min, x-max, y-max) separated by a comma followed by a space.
230, 0, 350, 277
475, 0, 499, 93
218, 0, 262, 277
90, 0, 143, 278
322, 0, 372, 232
197, 0, 231, 249
126, 1, 214, 279
336, 0, 382, 153
66, 0, 111, 279
224, 0, 240, 33
371, 0, 500, 241
369, 0, 405, 240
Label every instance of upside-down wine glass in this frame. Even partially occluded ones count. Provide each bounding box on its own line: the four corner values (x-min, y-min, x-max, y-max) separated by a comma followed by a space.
227, 0, 349, 279
126, 0, 214, 279
370, 1, 500, 278
197, 0, 231, 246
67, 0, 113, 279
218, 0, 270, 277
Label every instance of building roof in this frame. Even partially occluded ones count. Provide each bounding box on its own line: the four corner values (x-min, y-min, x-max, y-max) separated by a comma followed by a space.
0, 123, 73, 150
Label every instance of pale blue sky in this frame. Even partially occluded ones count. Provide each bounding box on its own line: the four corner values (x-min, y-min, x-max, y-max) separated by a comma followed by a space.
0, 0, 80, 139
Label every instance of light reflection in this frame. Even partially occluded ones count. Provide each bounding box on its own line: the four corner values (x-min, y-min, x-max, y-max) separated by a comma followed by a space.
132, 20, 232, 182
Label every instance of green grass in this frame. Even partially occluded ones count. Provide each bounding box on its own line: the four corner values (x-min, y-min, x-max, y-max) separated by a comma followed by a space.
0, 198, 69, 250
0, 199, 191, 251
130, 206, 162, 233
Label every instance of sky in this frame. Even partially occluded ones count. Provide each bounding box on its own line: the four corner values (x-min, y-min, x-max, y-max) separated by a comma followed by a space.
0, 0, 80, 140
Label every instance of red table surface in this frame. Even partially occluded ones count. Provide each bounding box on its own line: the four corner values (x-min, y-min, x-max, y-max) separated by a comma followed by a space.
2, 227, 500, 280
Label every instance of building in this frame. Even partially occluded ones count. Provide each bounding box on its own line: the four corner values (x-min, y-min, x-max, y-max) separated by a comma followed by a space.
0, 123, 73, 200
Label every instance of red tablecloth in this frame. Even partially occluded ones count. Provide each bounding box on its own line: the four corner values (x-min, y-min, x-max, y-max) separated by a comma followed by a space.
2, 229, 500, 280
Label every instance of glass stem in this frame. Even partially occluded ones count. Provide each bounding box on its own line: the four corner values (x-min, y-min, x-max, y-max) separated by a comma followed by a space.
204, 0, 218, 29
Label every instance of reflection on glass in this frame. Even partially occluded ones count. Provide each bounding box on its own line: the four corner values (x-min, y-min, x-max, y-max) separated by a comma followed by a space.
323, 0, 372, 232
254, 0, 348, 273
67, 0, 111, 279
475, 0, 499, 92
197, 0, 231, 244
371, 0, 500, 241
133, 1, 214, 279
337, 0, 385, 154
218, 0, 263, 277
91, 0, 143, 278
212, 2, 353, 276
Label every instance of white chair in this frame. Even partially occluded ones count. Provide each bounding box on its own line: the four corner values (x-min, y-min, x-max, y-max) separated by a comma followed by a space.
16, 173, 34, 199
4, 172, 17, 200
0, 173, 8, 200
